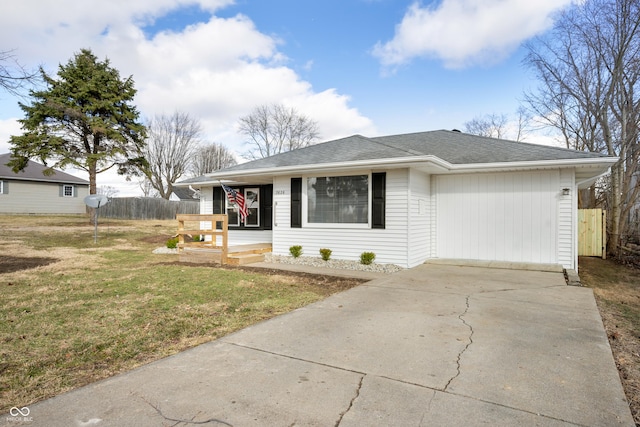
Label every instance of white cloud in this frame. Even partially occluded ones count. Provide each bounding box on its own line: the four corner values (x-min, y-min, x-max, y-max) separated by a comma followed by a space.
0, 0, 374, 195
372, 0, 573, 69
0, 118, 21, 154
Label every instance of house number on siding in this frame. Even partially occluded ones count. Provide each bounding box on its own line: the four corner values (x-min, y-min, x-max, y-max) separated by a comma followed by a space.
275, 190, 286, 195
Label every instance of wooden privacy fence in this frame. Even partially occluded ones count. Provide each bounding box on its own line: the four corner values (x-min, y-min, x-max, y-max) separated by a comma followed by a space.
578, 209, 606, 259
99, 197, 199, 220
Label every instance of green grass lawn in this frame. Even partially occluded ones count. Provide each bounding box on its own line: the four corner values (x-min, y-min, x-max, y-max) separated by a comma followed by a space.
0, 215, 363, 412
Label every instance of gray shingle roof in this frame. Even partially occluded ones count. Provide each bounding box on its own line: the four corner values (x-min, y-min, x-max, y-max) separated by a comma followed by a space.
218, 130, 609, 174
171, 186, 198, 200
0, 153, 89, 185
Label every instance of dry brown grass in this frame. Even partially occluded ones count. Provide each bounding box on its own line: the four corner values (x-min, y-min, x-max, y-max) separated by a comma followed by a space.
0, 215, 364, 413
579, 257, 640, 426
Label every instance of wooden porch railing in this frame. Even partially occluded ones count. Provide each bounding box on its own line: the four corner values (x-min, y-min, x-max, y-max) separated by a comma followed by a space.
176, 214, 228, 264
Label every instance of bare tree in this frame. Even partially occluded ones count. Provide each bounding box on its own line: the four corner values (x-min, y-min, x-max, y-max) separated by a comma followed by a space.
464, 110, 530, 141
138, 178, 158, 198
97, 185, 120, 199
191, 142, 237, 176
142, 112, 201, 199
239, 104, 320, 160
523, 0, 640, 253
465, 113, 509, 139
0, 49, 38, 97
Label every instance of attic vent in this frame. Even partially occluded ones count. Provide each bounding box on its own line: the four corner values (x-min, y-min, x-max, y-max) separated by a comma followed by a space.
451, 129, 461, 132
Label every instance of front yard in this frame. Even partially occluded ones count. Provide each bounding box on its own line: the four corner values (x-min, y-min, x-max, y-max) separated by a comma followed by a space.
0, 215, 364, 413
1, 215, 638, 425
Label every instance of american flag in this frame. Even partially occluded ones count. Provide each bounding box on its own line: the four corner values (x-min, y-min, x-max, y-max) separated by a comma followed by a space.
221, 183, 248, 221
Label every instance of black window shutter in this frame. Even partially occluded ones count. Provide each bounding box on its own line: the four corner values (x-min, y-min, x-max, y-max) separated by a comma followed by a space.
261, 185, 273, 230
213, 187, 224, 214
372, 172, 386, 229
291, 178, 302, 228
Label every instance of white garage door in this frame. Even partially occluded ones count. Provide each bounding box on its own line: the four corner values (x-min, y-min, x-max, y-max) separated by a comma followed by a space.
435, 171, 559, 264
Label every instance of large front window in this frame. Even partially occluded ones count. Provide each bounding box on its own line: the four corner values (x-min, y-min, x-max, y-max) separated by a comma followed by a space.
307, 175, 368, 224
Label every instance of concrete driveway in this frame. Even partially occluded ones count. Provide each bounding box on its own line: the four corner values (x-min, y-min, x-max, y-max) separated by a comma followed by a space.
4, 264, 634, 426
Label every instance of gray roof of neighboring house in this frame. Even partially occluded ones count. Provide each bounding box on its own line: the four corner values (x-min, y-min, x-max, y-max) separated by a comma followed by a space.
172, 186, 198, 200
0, 153, 89, 185
216, 130, 611, 173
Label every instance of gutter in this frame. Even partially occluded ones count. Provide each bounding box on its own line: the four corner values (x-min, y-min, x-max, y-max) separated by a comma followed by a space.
575, 169, 614, 189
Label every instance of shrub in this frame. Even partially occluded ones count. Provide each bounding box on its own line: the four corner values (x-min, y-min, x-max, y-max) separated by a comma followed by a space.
289, 245, 303, 258
319, 248, 332, 261
360, 252, 376, 265
193, 235, 202, 242
166, 237, 179, 249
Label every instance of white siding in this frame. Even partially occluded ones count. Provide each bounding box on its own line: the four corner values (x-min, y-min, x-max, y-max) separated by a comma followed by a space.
228, 230, 273, 245
272, 170, 413, 267
407, 170, 431, 267
0, 180, 89, 214
435, 170, 561, 266
558, 169, 576, 270
200, 187, 213, 215
429, 178, 437, 258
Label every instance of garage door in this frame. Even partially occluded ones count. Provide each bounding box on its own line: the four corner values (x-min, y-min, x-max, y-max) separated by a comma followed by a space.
435, 171, 559, 264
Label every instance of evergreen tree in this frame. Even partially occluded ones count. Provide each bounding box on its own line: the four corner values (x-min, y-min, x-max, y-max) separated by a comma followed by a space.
8, 49, 147, 195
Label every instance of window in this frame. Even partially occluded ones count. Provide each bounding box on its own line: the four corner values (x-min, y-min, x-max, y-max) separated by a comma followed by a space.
306, 175, 369, 224
0, 180, 4, 195
60, 184, 75, 197
244, 188, 260, 227
225, 188, 241, 227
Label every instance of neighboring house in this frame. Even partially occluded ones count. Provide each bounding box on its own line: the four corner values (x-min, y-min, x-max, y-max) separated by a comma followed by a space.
0, 153, 90, 214
176, 130, 617, 271
170, 186, 200, 201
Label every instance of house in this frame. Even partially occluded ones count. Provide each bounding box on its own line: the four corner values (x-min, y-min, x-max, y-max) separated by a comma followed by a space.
170, 186, 200, 201
0, 153, 90, 214
176, 130, 617, 271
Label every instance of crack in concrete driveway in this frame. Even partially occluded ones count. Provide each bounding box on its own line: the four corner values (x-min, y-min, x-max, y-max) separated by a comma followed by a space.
444, 295, 473, 392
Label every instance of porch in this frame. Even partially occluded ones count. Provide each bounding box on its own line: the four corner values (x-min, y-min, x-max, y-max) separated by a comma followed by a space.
179, 243, 272, 265
175, 214, 272, 265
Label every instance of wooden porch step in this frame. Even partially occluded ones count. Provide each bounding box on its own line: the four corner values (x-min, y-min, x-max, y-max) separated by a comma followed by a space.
227, 253, 265, 266
178, 243, 271, 265
228, 243, 272, 256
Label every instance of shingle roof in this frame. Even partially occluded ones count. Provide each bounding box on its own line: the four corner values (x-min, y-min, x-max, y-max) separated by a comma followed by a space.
218, 130, 609, 174
172, 186, 198, 200
0, 153, 89, 185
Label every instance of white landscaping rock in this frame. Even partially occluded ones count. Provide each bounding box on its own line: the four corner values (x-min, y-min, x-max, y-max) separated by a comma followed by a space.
265, 254, 404, 274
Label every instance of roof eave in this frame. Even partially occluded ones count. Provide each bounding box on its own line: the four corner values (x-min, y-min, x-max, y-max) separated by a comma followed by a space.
447, 157, 618, 173
0, 176, 90, 185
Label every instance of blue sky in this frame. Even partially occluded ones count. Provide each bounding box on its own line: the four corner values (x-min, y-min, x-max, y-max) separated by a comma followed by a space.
0, 0, 573, 195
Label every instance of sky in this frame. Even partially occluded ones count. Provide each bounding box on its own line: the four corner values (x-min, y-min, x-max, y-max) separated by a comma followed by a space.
0, 0, 574, 196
